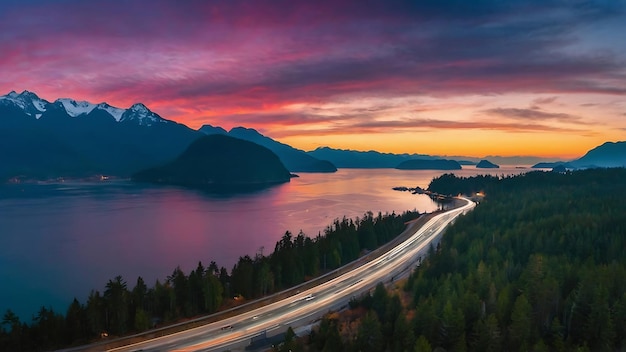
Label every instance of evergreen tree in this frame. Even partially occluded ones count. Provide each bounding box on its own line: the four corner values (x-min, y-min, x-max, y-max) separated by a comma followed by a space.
355, 311, 384, 352
414, 335, 432, 352
104, 275, 128, 335
509, 294, 533, 350
65, 298, 87, 343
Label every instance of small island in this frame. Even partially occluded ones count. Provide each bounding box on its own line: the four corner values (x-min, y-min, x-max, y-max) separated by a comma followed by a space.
132, 134, 292, 190
476, 159, 499, 168
395, 159, 462, 170
532, 161, 574, 169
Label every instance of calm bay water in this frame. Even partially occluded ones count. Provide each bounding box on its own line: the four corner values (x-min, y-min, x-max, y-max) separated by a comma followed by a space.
0, 167, 528, 319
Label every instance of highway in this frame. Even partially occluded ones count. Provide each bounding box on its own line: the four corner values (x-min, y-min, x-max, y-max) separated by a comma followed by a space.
110, 197, 475, 352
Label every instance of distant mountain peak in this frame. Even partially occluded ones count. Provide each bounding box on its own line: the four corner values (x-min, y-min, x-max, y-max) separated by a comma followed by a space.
0, 90, 48, 116
9, 90, 39, 99
229, 126, 264, 138
129, 103, 149, 112
95, 102, 125, 122
231, 126, 256, 132
121, 103, 166, 126
20, 90, 39, 96
55, 98, 97, 117
199, 124, 227, 135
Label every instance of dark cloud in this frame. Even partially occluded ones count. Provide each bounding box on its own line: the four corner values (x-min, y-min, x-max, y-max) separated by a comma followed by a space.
215, 112, 352, 127
533, 97, 559, 105
75, 44, 624, 114
265, 116, 588, 138
203, 104, 587, 136
484, 108, 588, 124
351, 117, 585, 132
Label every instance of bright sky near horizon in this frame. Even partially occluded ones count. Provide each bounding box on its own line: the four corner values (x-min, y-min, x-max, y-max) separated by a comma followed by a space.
1, 0, 625, 158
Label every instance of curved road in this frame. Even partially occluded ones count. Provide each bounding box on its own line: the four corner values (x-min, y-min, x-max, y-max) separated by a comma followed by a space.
111, 197, 475, 352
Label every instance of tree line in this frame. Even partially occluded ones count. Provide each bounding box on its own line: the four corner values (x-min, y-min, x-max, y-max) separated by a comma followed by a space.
306, 168, 626, 351
0, 208, 418, 351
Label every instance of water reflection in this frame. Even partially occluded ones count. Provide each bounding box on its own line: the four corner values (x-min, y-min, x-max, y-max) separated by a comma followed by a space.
0, 167, 527, 319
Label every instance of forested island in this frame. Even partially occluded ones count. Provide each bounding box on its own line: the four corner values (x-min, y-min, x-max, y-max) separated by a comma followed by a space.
475, 159, 499, 168
132, 134, 292, 190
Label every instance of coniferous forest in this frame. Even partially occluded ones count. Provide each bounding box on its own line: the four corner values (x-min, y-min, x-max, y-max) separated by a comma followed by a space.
307, 168, 626, 351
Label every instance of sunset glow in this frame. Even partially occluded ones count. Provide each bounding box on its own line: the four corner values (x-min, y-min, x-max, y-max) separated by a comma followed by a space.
1, 0, 625, 158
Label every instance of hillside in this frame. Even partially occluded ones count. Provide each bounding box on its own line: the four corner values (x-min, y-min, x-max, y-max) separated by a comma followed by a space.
132, 134, 292, 189
200, 125, 336, 173
571, 141, 626, 168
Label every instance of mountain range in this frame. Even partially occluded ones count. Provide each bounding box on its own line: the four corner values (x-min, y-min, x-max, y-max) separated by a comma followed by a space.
1, 90, 624, 182
307, 147, 438, 168
0, 90, 201, 180
0, 91, 334, 181
199, 125, 336, 172
307, 148, 574, 168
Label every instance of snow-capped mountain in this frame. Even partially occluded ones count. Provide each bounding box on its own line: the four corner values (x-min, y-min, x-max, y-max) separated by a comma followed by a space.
120, 103, 167, 126
0, 90, 48, 118
56, 98, 97, 117
1, 89, 336, 180
97, 103, 126, 121
0, 90, 168, 126
0, 90, 201, 180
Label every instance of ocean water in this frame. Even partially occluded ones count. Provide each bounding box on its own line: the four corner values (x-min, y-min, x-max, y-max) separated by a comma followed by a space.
0, 167, 528, 320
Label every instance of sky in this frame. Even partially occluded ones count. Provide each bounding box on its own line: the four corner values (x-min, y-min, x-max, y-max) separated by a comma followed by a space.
1, 0, 625, 159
